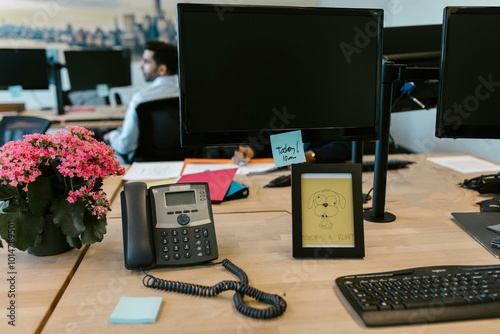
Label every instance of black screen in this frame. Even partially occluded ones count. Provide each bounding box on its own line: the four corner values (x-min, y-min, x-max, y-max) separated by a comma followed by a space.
177, 4, 383, 146
436, 7, 500, 139
64, 49, 132, 91
383, 24, 442, 65
0, 49, 49, 90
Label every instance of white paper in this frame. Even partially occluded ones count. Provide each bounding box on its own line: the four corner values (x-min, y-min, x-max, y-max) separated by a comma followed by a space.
123, 161, 184, 181
427, 155, 500, 173
182, 163, 276, 176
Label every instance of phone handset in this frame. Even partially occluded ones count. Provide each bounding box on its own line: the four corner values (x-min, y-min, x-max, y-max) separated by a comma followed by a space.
121, 182, 155, 269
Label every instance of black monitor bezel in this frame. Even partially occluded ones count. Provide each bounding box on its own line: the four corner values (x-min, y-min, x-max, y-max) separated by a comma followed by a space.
0, 48, 50, 90
177, 4, 383, 146
436, 6, 500, 139
64, 48, 132, 91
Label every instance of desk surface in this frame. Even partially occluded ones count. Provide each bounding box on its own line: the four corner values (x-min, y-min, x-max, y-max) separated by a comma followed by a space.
4, 154, 500, 333
20, 106, 126, 129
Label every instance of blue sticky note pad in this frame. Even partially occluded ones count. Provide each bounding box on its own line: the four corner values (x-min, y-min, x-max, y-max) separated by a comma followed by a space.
270, 130, 306, 167
110, 296, 163, 324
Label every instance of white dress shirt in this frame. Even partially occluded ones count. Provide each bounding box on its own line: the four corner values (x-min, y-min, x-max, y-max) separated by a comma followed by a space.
107, 75, 179, 162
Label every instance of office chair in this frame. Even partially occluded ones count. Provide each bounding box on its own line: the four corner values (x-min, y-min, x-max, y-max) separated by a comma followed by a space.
134, 97, 200, 162
0, 116, 51, 146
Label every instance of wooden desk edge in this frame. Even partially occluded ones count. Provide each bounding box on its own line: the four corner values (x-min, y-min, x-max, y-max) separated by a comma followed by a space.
36, 244, 90, 334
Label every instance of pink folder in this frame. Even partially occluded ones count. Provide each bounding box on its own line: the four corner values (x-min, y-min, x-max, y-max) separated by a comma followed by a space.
176, 168, 238, 203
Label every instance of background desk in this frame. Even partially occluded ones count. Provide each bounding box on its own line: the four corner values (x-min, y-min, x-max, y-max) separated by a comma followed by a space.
5, 154, 500, 333
19, 106, 126, 129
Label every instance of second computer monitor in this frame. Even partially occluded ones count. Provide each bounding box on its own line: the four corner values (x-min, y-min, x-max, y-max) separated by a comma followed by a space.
0, 48, 50, 90
436, 6, 500, 139
64, 49, 132, 91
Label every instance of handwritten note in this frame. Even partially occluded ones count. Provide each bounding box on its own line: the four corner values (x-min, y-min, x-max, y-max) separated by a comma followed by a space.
270, 131, 306, 167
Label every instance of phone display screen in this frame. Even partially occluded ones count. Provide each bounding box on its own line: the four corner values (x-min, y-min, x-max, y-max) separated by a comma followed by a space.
165, 190, 196, 206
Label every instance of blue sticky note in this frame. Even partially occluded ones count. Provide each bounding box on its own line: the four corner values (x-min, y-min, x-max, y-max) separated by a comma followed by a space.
109, 296, 163, 324
96, 83, 110, 97
8, 85, 23, 98
270, 130, 306, 167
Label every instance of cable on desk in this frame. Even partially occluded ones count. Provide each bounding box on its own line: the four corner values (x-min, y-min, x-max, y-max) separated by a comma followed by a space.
142, 258, 287, 319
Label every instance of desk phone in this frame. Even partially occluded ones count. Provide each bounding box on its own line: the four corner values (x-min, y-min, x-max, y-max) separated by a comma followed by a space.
120, 182, 218, 270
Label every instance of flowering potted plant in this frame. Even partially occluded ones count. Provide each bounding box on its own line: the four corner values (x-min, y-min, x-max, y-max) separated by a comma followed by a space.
0, 126, 125, 254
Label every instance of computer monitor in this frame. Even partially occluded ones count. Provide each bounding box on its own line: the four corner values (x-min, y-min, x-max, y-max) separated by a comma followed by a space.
64, 49, 132, 91
436, 6, 500, 139
0, 48, 50, 90
177, 4, 383, 147
383, 24, 442, 112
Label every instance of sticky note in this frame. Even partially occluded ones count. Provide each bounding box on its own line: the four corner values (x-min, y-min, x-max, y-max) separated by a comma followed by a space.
96, 83, 110, 97
8, 85, 23, 98
270, 130, 306, 167
109, 296, 163, 324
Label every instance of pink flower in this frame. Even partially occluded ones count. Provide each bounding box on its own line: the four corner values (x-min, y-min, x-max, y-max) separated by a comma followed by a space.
0, 126, 125, 218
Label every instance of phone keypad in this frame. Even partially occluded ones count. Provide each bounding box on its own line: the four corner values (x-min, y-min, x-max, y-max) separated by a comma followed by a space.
157, 226, 216, 264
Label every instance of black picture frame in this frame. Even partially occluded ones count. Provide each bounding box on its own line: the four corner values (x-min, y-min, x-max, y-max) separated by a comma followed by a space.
291, 163, 365, 258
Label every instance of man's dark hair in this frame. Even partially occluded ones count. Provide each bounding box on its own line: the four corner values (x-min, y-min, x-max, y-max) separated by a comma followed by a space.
145, 41, 178, 75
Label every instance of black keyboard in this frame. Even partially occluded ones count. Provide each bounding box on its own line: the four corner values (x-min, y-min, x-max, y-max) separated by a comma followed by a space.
336, 264, 500, 327
362, 159, 415, 172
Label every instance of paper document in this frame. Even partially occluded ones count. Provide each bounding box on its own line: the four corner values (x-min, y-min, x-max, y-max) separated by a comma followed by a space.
427, 155, 500, 173
181, 158, 275, 176
123, 161, 184, 181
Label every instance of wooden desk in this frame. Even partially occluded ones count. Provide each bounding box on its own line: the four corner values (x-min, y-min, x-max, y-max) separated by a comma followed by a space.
20, 106, 126, 129
23, 154, 500, 332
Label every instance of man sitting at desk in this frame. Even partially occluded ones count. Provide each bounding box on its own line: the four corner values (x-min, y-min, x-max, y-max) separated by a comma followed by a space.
104, 41, 179, 163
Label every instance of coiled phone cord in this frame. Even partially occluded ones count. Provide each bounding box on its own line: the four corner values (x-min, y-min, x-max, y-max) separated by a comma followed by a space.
142, 258, 287, 319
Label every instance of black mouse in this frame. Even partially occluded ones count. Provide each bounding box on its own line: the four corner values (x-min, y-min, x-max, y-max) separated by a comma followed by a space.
478, 199, 500, 212
264, 174, 291, 188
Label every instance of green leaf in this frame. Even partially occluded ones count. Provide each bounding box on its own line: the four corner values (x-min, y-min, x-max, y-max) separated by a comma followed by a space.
27, 176, 56, 216
51, 198, 86, 238
66, 234, 82, 249
81, 214, 107, 244
0, 184, 18, 201
0, 208, 44, 251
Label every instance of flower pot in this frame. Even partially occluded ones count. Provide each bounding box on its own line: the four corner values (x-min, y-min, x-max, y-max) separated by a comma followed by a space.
27, 217, 73, 256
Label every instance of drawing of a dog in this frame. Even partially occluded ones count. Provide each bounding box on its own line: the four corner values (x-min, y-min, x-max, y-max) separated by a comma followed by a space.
307, 189, 346, 229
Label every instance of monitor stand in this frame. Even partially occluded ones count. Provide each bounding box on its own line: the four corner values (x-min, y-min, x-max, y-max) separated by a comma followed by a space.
49, 58, 65, 115
363, 62, 439, 223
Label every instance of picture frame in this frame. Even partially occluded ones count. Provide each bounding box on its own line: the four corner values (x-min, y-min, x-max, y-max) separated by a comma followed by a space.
291, 163, 365, 258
